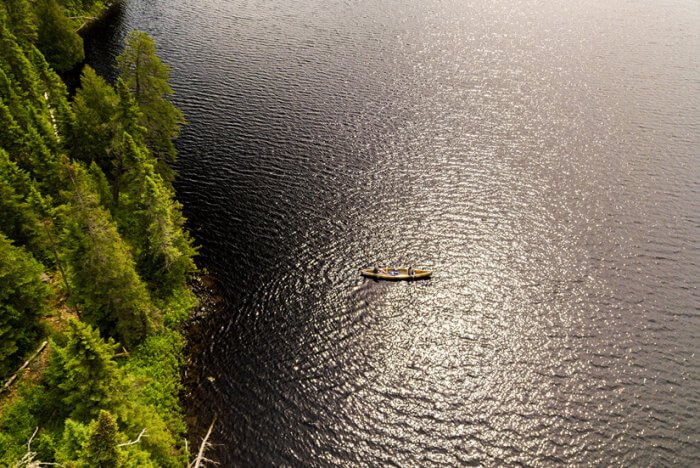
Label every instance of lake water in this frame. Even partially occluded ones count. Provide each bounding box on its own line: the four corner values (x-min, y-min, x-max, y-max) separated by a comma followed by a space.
84, 0, 699, 465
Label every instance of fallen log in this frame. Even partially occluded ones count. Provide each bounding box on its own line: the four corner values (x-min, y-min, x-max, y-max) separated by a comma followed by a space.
1, 341, 48, 395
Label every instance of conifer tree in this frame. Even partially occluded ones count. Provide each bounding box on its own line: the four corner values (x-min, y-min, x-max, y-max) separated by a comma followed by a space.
110, 80, 147, 206
0, 163, 37, 244
138, 174, 197, 296
71, 66, 120, 170
36, 0, 84, 72
115, 77, 145, 141
88, 160, 113, 209
71, 75, 145, 209
0, 68, 57, 164
119, 143, 196, 296
0, 16, 42, 103
0, 149, 46, 257
23, 124, 62, 193
55, 418, 90, 463
0, 0, 37, 45
0, 68, 31, 130
81, 410, 122, 467
116, 31, 184, 181
0, 102, 61, 192
0, 99, 27, 157
109, 130, 134, 211
27, 43, 76, 140
0, 146, 33, 194
0, 232, 49, 379
43, 320, 119, 422
62, 162, 155, 347
28, 185, 72, 295
0, 56, 58, 155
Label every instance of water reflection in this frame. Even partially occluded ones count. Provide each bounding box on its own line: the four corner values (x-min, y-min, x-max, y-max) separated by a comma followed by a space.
84, 0, 700, 465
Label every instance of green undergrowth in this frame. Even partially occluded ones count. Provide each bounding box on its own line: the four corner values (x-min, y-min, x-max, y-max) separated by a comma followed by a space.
0, 286, 196, 466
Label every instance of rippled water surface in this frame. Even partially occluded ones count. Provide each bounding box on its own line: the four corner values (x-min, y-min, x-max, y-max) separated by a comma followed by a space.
85, 0, 699, 465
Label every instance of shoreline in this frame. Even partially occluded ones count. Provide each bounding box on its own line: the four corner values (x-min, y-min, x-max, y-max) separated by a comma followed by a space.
75, 0, 123, 35
182, 274, 225, 453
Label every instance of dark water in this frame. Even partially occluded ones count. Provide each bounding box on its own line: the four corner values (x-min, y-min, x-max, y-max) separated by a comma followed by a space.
84, 0, 700, 465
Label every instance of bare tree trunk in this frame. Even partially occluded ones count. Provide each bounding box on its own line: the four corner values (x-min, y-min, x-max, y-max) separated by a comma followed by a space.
191, 416, 217, 468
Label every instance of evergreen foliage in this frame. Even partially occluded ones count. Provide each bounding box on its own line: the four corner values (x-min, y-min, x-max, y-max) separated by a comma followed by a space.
55, 418, 90, 462
0, 8, 196, 463
62, 162, 156, 347
70, 66, 119, 169
0, 387, 39, 463
0, 232, 49, 378
117, 31, 185, 181
42, 320, 120, 422
0, 149, 46, 258
36, 0, 84, 72
0, 0, 37, 45
118, 134, 197, 296
88, 160, 113, 209
110, 78, 146, 208
138, 167, 197, 296
81, 410, 122, 467
0, 15, 42, 103
0, 17, 63, 189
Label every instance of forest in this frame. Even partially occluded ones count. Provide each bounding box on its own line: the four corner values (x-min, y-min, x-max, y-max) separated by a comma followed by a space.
0, 0, 199, 464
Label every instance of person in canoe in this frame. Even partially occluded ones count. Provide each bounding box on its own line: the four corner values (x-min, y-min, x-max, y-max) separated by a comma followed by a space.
408, 266, 415, 277
373, 266, 386, 275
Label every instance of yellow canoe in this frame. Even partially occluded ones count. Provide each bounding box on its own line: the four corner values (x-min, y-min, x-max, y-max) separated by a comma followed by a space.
361, 267, 432, 280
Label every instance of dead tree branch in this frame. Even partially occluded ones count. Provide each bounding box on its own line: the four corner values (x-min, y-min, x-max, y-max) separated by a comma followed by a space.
13, 427, 38, 467
113, 347, 130, 358
191, 416, 217, 468
117, 428, 147, 447
1, 341, 48, 394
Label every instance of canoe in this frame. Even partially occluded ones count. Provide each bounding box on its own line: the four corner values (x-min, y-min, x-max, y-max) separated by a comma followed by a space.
361, 267, 432, 280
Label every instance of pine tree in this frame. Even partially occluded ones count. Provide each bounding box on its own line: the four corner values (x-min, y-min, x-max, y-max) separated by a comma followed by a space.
116, 31, 184, 181
0, 98, 28, 158
0, 71, 58, 174
55, 418, 90, 463
0, 68, 32, 131
70, 66, 120, 170
36, 0, 84, 72
110, 79, 147, 206
81, 410, 122, 467
117, 142, 196, 296
22, 124, 63, 193
62, 162, 156, 347
137, 173, 197, 296
0, 31, 56, 153
0, 161, 36, 243
0, 0, 38, 45
115, 77, 145, 141
43, 320, 119, 422
71, 74, 145, 210
0, 49, 58, 155
0, 94, 61, 193
27, 43, 76, 141
0, 149, 46, 257
0, 232, 49, 379
0, 15, 42, 103
28, 185, 73, 295
88, 160, 113, 209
